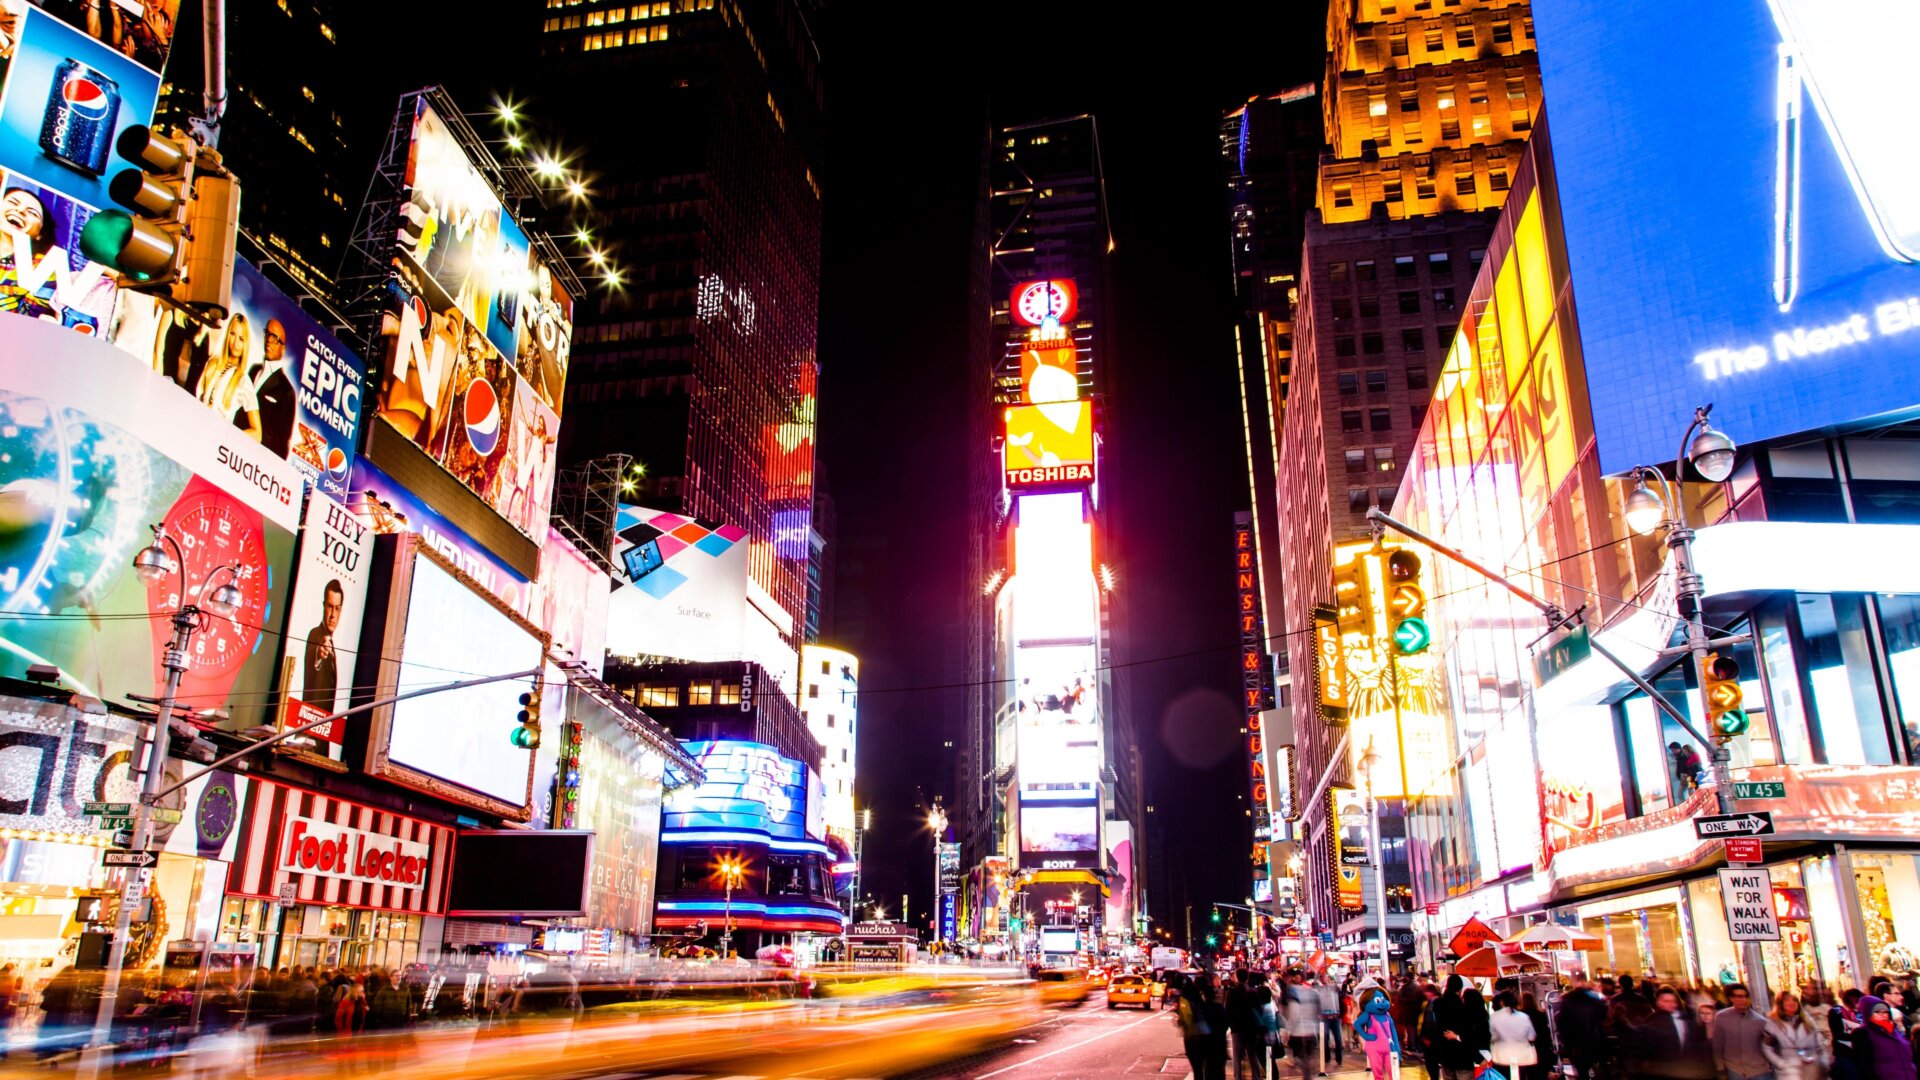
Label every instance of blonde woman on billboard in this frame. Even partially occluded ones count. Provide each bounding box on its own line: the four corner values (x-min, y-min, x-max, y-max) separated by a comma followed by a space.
197, 312, 262, 442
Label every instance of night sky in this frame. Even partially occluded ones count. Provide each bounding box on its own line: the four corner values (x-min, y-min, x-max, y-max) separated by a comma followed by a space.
320, 2, 1324, 942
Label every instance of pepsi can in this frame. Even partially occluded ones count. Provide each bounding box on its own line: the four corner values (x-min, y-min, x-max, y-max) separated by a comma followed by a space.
39, 59, 120, 177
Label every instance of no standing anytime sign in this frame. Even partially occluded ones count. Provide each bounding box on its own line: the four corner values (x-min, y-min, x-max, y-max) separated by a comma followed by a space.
1716, 868, 1781, 942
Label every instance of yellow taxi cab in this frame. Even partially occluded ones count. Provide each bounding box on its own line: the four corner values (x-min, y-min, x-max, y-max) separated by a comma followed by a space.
1087, 966, 1111, 989
1034, 968, 1089, 1006
1106, 973, 1155, 1009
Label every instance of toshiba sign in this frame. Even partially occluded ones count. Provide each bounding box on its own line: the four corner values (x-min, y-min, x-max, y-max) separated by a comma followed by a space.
282, 812, 430, 886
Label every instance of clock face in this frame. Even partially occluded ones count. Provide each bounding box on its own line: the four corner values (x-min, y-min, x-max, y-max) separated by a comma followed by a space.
195, 772, 240, 856
1013, 280, 1077, 327
146, 477, 272, 703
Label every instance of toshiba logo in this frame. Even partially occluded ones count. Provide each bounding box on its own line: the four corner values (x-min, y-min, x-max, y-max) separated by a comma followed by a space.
281, 812, 430, 887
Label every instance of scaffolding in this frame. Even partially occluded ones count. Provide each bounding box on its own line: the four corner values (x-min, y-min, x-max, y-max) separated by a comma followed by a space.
551, 453, 637, 569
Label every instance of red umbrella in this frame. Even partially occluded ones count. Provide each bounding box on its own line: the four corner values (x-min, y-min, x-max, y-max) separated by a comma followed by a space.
1452, 945, 1547, 978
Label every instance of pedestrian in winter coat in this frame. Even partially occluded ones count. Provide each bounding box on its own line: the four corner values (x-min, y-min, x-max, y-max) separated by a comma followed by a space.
1522, 991, 1554, 1080
1764, 991, 1828, 1080
1626, 986, 1717, 1080
1832, 990, 1865, 1080
1491, 991, 1539, 1080
1420, 985, 1446, 1080
1558, 979, 1613, 1080
1850, 996, 1915, 1080
1715, 984, 1777, 1080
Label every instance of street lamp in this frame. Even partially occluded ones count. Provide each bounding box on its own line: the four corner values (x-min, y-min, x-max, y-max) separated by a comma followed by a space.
88, 527, 245, 1069
716, 855, 745, 959
1359, 739, 1391, 981
927, 806, 948, 944
1621, 405, 1769, 1007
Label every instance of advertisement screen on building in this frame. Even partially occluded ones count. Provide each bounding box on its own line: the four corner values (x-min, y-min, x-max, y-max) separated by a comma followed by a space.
0, 8, 161, 218
666, 740, 810, 840
278, 492, 375, 760
1014, 642, 1102, 796
573, 717, 664, 935
0, 317, 297, 723
364, 535, 547, 818
369, 97, 570, 541
605, 504, 749, 663
1535, 0, 1920, 473
226, 779, 454, 914
1004, 401, 1095, 490
112, 261, 367, 497
1019, 805, 1097, 855
347, 455, 531, 616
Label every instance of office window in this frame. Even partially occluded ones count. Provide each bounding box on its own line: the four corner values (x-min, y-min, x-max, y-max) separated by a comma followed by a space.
1490, 168, 1509, 191
1402, 329, 1425, 353
716, 682, 741, 706
1456, 24, 1475, 47
1359, 294, 1380, 317
1346, 449, 1368, 475
1424, 29, 1443, 51
821, 660, 832, 675
1493, 20, 1513, 44
1377, 487, 1399, 507
1366, 370, 1388, 393
1416, 174, 1437, 198
639, 684, 680, 708
1406, 366, 1429, 390
1429, 252, 1451, 276
808, 684, 820, 699
1507, 78, 1529, 102
1342, 411, 1364, 433
1369, 95, 1388, 117
1389, 33, 1408, 57
1410, 404, 1425, 426
1333, 183, 1355, 208
1374, 446, 1396, 472
1384, 179, 1404, 203
1338, 373, 1360, 396
1471, 115, 1491, 137
1398, 291, 1421, 315
1404, 121, 1424, 145
1356, 260, 1377, 281
1511, 110, 1532, 132
1349, 488, 1370, 513
1456, 171, 1476, 195
1441, 119, 1461, 141
1329, 262, 1349, 284
688, 682, 714, 706
1370, 408, 1393, 431
1400, 93, 1419, 113
1395, 256, 1416, 278
1362, 333, 1385, 355
1469, 248, 1486, 271
1335, 336, 1357, 358
1331, 296, 1354, 319
1433, 287, 1456, 311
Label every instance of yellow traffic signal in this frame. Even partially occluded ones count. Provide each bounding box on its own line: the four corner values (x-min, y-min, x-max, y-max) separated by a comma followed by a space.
1331, 559, 1375, 640
1386, 548, 1430, 655
1704, 652, 1749, 739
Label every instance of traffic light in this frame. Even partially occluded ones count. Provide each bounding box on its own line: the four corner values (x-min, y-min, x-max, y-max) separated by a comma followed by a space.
1331, 559, 1375, 639
1386, 548, 1431, 655
511, 688, 543, 749
79, 125, 239, 317
1210, 909, 1222, 925
1205, 934, 1219, 948
1704, 652, 1749, 738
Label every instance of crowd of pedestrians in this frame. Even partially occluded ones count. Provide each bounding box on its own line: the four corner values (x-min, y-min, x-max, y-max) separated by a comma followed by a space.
1163, 965, 1920, 1080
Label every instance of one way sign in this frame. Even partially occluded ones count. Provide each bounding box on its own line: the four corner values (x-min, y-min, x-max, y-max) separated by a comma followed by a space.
102, 850, 158, 868
1694, 812, 1775, 839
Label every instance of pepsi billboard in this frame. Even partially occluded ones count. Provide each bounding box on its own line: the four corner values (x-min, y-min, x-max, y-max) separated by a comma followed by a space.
0, 7, 161, 220
368, 96, 570, 544
111, 260, 367, 498
1535, 0, 1920, 473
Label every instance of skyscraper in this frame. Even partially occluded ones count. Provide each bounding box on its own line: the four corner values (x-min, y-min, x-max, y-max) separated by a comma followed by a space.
533, 0, 824, 696
959, 115, 1141, 947
1260, 0, 1540, 954
155, 0, 355, 300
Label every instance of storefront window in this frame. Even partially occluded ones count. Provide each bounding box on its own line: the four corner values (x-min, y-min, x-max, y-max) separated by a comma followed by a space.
219, 900, 422, 972
1579, 888, 1690, 983
1757, 605, 1813, 765
1850, 852, 1920, 975
1797, 594, 1894, 764
1873, 593, 1920, 762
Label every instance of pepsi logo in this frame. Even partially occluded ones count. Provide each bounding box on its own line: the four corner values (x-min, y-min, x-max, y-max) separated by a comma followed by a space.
463, 379, 501, 457
61, 76, 110, 119
324, 446, 350, 485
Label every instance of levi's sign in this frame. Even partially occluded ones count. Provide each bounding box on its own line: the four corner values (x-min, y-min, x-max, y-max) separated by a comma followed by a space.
280, 811, 429, 887
1694, 812, 1774, 839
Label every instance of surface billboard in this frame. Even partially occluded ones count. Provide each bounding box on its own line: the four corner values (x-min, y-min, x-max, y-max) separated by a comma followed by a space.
111, 260, 367, 497
370, 97, 569, 541
605, 504, 749, 663
363, 534, 547, 819
1535, 0, 1920, 473
1004, 401, 1095, 491
0, 315, 297, 721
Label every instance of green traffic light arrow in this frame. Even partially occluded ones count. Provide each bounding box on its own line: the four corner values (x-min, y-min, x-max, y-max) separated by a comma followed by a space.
1392, 617, 1431, 655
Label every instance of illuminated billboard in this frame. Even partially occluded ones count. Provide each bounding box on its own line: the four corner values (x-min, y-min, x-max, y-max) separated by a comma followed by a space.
1019, 805, 1097, 855
1014, 642, 1102, 796
370, 96, 570, 541
0, 8, 161, 217
665, 740, 810, 840
605, 504, 749, 663
112, 260, 367, 498
1535, 0, 1920, 473
1020, 341, 1080, 404
278, 492, 374, 761
1010, 279, 1078, 327
1004, 401, 1095, 490
0, 316, 297, 722
1009, 492, 1102, 797
364, 534, 549, 819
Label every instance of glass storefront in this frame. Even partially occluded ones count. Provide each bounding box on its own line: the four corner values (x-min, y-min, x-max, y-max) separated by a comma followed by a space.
1575, 887, 1692, 984
220, 897, 425, 972
1849, 852, 1920, 976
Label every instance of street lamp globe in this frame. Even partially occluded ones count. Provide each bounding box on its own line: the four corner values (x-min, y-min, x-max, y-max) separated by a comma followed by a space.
1623, 482, 1667, 536
204, 579, 244, 619
1688, 423, 1738, 483
131, 537, 177, 585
